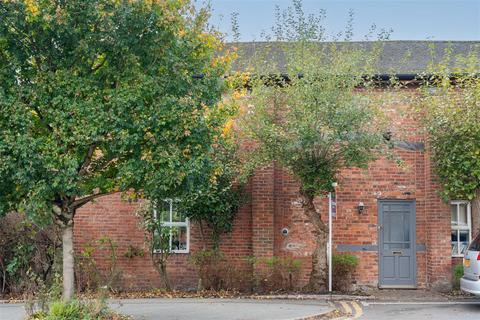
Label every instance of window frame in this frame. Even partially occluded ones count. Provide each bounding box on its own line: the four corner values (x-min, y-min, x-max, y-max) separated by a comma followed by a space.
451, 200, 472, 257
153, 199, 190, 254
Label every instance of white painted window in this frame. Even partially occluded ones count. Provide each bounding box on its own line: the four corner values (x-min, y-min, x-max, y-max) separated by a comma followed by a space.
153, 199, 190, 254
451, 201, 471, 257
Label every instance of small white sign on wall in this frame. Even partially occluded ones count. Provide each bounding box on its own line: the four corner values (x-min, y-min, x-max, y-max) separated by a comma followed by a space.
331, 192, 337, 218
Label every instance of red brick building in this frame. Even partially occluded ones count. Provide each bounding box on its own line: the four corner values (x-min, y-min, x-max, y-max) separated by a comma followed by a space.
74, 41, 479, 292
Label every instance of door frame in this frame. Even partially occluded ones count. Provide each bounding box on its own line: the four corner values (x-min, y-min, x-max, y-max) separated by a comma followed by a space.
377, 199, 417, 288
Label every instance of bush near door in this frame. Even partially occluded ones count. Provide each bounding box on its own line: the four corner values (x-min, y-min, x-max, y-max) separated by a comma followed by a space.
332, 254, 359, 292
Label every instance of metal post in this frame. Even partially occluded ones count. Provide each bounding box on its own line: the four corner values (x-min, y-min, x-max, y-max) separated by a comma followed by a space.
328, 192, 332, 292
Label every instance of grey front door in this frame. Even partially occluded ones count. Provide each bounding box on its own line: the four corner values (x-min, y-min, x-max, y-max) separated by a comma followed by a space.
378, 200, 416, 288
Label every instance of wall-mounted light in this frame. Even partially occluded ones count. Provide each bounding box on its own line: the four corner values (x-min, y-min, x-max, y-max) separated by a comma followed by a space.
357, 202, 365, 214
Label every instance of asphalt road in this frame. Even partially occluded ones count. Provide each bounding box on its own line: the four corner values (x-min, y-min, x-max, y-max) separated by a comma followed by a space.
0, 303, 23, 320
358, 301, 480, 319
2, 298, 480, 320
110, 298, 331, 320
0, 298, 332, 320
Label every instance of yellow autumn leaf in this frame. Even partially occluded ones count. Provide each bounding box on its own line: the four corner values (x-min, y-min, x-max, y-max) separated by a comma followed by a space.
222, 119, 235, 137
24, 0, 40, 17
232, 89, 247, 99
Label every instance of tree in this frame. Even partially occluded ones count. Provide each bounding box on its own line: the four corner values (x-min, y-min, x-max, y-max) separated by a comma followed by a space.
137, 79, 250, 290
179, 97, 249, 250
243, 1, 386, 291
183, 142, 246, 250
0, 0, 231, 300
419, 51, 480, 227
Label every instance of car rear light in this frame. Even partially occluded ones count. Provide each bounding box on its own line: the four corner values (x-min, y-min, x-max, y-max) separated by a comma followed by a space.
477, 252, 480, 260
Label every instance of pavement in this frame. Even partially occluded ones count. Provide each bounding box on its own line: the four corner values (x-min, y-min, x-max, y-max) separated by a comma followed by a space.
363, 289, 451, 302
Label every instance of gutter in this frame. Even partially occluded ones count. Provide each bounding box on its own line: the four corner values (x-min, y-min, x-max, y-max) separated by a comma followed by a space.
192, 73, 479, 85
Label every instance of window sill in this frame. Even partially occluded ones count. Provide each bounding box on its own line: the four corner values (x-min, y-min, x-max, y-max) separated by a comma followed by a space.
452, 255, 465, 258
153, 250, 189, 254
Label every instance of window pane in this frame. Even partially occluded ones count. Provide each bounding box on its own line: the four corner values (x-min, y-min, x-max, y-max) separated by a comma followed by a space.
171, 202, 186, 222
452, 230, 459, 255
171, 226, 188, 251
451, 205, 458, 225
390, 213, 404, 242
458, 204, 468, 226
403, 213, 410, 241
459, 230, 469, 255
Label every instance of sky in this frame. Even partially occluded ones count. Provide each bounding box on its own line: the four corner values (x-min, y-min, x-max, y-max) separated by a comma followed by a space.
201, 0, 480, 42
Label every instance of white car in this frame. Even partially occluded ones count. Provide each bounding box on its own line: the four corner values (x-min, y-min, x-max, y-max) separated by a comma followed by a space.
461, 233, 480, 295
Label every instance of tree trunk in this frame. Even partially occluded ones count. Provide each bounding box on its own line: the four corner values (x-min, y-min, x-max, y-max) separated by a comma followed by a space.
62, 224, 75, 301
301, 192, 328, 292
197, 221, 206, 291
1, 259, 6, 294
160, 263, 171, 291
308, 228, 328, 292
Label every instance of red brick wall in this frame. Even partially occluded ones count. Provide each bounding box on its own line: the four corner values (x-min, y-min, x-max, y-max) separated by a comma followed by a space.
73, 94, 454, 291
74, 191, 253, 291
263, 99, 441, 289
273, 167, 317, 287
425, 145, 453, 291
251, 165, 275, 276
74, 194, 194, 290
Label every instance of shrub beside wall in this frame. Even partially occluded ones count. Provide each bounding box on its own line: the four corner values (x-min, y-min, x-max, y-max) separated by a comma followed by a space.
75, 236, 123, 293
189, 250, 250, 291
333, 254, 359, 292
0, 212, 61, 296
249, 256, 302, 292
453, 264, 464, 290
